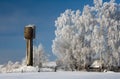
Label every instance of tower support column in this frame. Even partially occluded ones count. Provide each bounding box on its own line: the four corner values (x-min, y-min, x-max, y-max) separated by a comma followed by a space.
26, 39, 33, 66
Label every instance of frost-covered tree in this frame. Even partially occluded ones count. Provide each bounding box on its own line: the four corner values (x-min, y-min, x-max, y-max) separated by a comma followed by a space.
33, 44, 48, 68
1, 61, 21, 73
52, 0, 120, 70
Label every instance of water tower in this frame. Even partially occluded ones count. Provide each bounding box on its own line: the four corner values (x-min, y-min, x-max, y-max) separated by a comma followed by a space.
24, 25, 35, 66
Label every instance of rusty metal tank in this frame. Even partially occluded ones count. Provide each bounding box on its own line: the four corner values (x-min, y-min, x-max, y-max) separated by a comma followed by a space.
24, 27, 33, 39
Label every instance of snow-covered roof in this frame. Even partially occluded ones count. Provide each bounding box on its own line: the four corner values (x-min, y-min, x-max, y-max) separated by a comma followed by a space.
25, 24, 35, 27
42, 62, 57, 67
90, 60, 102, 68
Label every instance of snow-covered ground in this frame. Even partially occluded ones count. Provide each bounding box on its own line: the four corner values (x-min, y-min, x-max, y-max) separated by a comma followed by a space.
0, 72, 120, 79
0, 61, 120, 79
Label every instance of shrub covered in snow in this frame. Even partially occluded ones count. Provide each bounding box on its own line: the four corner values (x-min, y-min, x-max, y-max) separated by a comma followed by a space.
0, 61, 57, 73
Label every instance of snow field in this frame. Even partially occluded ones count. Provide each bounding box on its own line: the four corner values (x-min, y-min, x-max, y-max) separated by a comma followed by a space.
0, 72, 120, 79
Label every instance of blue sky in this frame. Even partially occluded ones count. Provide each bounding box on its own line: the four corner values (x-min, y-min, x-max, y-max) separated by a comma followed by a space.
0, 0, 119, 64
